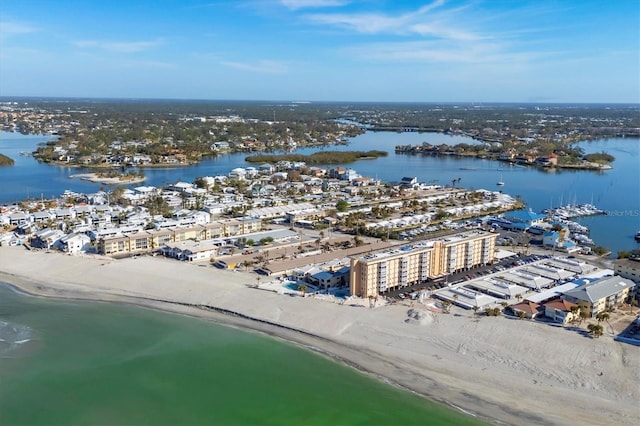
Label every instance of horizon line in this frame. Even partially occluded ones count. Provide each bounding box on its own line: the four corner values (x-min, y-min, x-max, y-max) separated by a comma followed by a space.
0, 95, 639, 106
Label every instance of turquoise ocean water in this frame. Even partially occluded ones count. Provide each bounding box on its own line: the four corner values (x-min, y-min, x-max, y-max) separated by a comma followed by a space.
0, 285, 484, 425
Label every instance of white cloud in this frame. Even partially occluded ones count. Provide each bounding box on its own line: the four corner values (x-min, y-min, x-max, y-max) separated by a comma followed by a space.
343, 40, 552, 65
72, 39, 162, 53
281, 0, 348, 10
221, 60, 288, 74
304, 0, 461, 36
0, 20, 38, 35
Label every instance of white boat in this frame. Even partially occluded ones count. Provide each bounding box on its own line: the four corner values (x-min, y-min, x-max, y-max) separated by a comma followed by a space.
496, 174, 504, 186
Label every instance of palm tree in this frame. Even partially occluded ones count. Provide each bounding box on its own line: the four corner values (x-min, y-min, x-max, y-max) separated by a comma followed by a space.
629, 298, 638, 314
441, 300, 452, 313
517, 311, 526, 320
472, 305, 479, 319
570, 306, 580, 325
578, 309, 589, 327
587, 323, 604, 338
596, 312, 612, 334
255, 276, 261, 288
298, 284, 308, 297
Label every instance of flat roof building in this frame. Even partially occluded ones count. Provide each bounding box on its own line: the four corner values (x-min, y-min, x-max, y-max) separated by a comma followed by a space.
350, 230, 497, 298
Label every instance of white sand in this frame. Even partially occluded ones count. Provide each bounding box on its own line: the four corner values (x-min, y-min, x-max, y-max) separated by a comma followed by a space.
1, 247, 638, 425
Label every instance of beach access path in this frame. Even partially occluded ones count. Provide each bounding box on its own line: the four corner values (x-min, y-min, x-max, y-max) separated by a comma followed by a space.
0, 247, 638, 426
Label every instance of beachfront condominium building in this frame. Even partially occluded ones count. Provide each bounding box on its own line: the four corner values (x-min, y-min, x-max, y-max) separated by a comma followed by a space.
350, 230, 497, 298
561, 276, 635, 317
97, 218, 262, 256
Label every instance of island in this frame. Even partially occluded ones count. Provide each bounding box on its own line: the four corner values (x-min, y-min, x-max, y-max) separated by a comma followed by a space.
245, 150, 388, 165
0, 153, 15, 166
2, 100, 636, 171
69, 171, 146, 185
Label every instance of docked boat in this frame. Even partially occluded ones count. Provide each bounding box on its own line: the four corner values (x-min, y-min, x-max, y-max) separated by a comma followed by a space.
543, 203, 605, 219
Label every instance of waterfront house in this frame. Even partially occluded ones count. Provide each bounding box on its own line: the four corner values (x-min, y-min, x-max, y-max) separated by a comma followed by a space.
400, 176, 418, 188
510, 301, 541, 319
543, 298, 579, 324
211, 141, 230, 151
55, 232, 91, 254
30, 228, 65, 249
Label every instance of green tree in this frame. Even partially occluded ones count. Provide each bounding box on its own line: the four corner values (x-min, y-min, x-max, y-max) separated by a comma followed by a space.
587, 323, 603, 338
472, 305, 479, 318
297, 284, 308, 297
335, 200, 349, 212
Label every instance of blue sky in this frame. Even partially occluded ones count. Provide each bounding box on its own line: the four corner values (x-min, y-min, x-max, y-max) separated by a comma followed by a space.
1, 0, 638, 103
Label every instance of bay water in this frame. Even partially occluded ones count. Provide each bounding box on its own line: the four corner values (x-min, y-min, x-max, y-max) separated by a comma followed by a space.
0, 285, 483, 425
1, 130, 638, 253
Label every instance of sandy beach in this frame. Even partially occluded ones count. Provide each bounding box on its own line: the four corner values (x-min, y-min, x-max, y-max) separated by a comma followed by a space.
69, 173, 146, 185
1, 246, 638, 425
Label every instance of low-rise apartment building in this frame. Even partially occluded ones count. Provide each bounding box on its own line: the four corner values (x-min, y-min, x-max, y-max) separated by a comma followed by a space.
97, 218, 263, 256
614, 258, 640, 284
562, 276, 635, 317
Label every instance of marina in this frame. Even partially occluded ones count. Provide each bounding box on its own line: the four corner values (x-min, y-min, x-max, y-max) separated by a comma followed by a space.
543, 203, 606, 219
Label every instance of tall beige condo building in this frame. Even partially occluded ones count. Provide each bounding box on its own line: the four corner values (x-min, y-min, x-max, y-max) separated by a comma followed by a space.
350, 230, 497, 298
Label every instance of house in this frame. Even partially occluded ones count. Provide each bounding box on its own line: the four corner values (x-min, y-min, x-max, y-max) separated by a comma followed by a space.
8, 212, 31, 226
562, 276, 635, 317
167, 182, 195, 193
229, 168, 247, 180
31, 210, 55, 223
535, 153, 558, 167
510, 301, 541, 319
30, 228, 65, 249
258, 163, 275, 174
543, 298, 579, 324
211, 141, 230, 151
400, 176, 418, 188
54, 208, 76, 220
55, 232, 91, 254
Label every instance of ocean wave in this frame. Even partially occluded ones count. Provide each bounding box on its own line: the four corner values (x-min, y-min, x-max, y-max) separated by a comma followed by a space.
0, 320, 36, 356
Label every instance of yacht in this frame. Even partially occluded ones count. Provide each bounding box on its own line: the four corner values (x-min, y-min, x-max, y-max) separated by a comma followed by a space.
496, 174, 505, 186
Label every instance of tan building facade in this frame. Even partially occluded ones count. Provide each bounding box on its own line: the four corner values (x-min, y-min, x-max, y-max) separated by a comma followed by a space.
350, 230, 497, 298
98, 218, 262, 256
562, 276, 635, 317
614, 258, 640, 284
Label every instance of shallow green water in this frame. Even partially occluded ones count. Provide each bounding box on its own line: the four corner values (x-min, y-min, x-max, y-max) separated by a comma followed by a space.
0, 285, 484, 425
